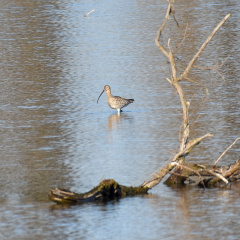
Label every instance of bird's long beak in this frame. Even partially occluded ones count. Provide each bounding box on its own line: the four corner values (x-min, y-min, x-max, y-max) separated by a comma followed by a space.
97, 89, 105, 103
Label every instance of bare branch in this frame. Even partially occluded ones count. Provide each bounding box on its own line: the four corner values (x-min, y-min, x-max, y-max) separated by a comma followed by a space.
223, 158, 240, 178
183, 76, 202, 85
84, 9, 95, 17
193, 55, 229, 71
155, 2, 190, 151
179, 14, 231, 80
168, 39, 177, 80
156, 3, 171, 41
175, 23, 192, 50
169, 0, 179, 27
155, 1, 178, 59
193, 56, 229, 81
141, 133, 213, 189
207, 170, 229, 184
213, 137, 240, 167
166, 77, 173, 84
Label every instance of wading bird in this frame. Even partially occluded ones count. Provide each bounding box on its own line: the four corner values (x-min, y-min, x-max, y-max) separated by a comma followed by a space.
97, 85, 134, 113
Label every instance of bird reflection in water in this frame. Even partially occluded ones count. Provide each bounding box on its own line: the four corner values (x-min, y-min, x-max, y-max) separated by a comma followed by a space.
107, 112, 131, 131
108, 113, 122, 131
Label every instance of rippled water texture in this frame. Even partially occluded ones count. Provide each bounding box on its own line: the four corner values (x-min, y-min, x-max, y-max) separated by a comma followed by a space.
0, 0, 239, 239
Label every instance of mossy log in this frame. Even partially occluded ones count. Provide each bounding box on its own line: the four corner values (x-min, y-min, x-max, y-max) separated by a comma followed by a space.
48, 179, 149, 204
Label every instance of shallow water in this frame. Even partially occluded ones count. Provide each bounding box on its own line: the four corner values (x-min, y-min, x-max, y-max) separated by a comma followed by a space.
0, 0, 239, 239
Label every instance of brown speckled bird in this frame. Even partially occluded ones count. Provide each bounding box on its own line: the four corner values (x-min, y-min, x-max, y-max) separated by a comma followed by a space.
97, 85, 134, 113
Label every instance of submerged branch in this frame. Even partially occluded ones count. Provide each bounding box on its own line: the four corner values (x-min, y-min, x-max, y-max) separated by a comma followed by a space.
49, 179, 148, 204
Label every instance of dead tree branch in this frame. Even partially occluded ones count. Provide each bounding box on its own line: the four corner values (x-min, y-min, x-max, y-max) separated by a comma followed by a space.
145, 2, 231, 189
213, 137, 240, 167
141, 134, 213, 189
179, 14, 231, 81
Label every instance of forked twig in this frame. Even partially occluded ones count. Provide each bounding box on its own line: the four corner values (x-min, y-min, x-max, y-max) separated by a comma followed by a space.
193, 56, 229, 82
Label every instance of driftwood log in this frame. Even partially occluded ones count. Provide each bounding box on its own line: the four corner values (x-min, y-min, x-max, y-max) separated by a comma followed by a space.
49, 179, 148, 204
48, 1, 239, 204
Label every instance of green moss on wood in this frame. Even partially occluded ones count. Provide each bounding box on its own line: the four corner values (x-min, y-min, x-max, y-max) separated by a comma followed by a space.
49, 179, 149, 204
